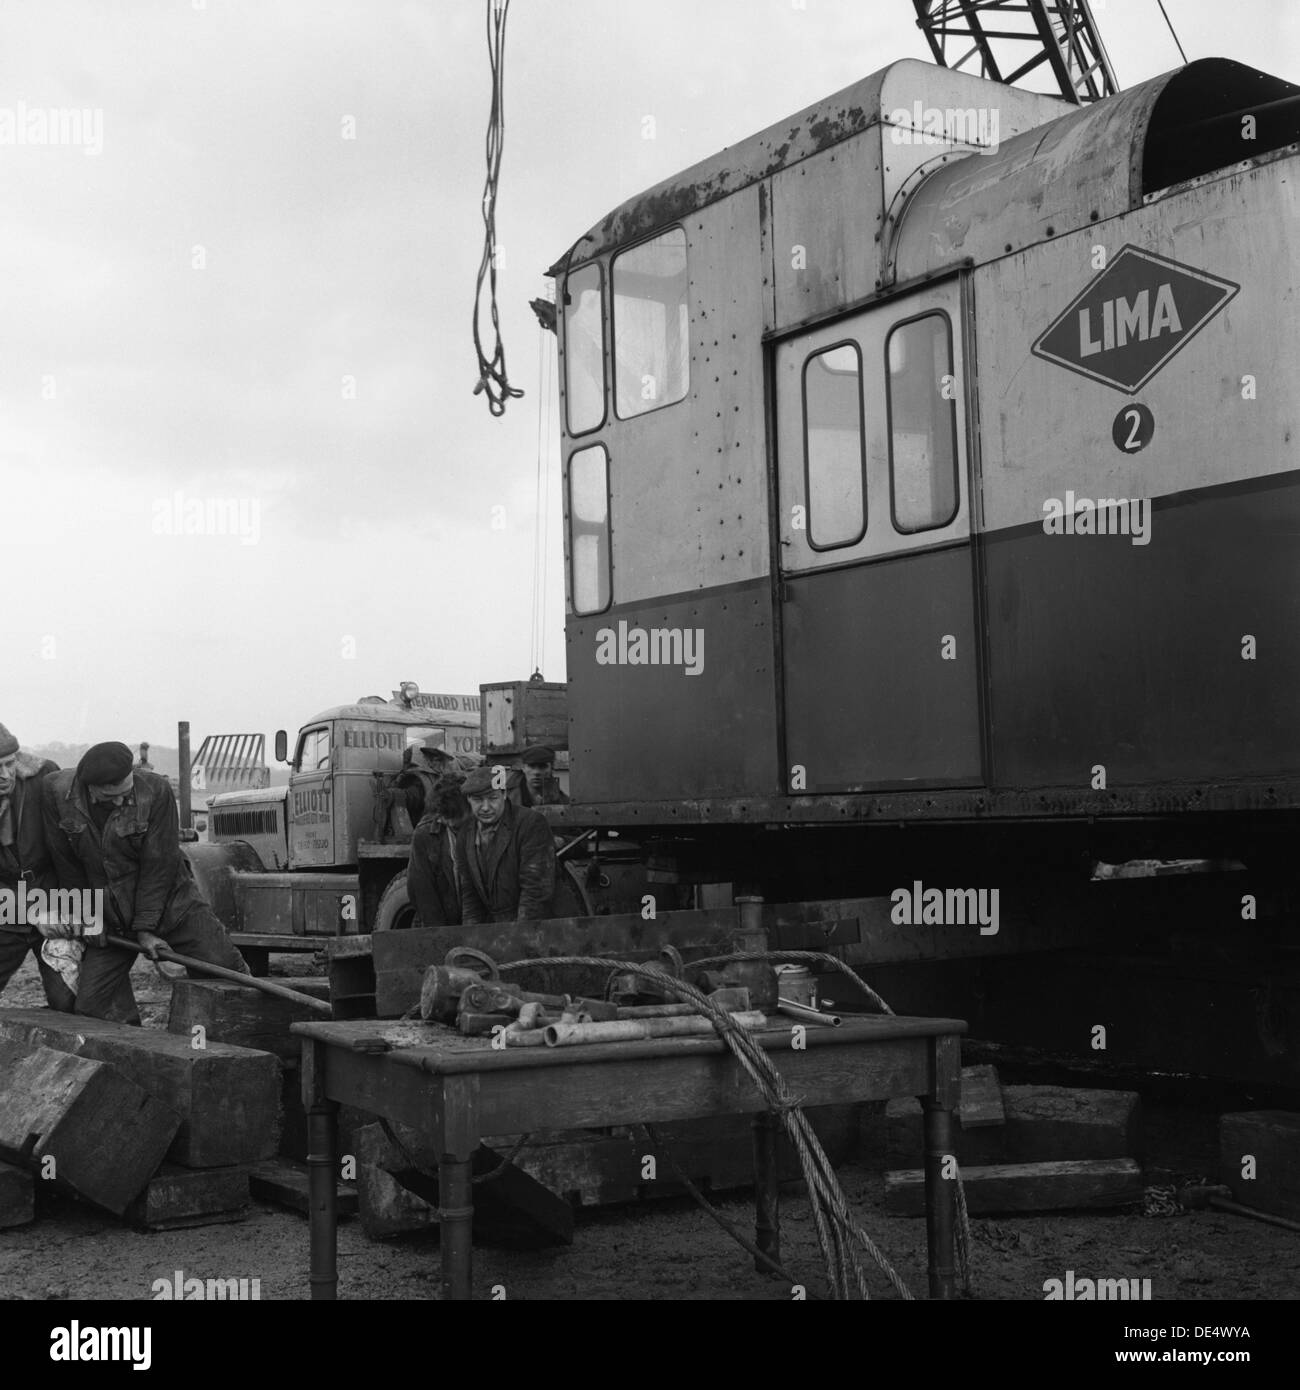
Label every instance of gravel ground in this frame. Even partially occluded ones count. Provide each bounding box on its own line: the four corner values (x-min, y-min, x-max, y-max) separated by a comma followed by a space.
2, 955, 1298, 1302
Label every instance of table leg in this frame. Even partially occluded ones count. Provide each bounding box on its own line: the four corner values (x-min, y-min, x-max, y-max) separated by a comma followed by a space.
921, 1096, 956, 1300
438, 1154, 474, 1301
303, 1041, 339, 1301
752, 1110, 781, 1272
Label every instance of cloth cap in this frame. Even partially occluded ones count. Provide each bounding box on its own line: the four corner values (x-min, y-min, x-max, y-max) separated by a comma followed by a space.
78, 741, 135, 787
461, 766, 500, 795
0, 724, 18, 759
520, 746, 555, 767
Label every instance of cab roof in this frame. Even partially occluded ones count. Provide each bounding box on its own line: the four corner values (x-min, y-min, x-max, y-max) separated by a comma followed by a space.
549, 57, 1299, 279
302, 703, 480, 729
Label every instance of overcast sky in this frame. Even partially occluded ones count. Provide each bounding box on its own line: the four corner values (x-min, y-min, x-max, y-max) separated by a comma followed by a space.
1, 0, 1294, 752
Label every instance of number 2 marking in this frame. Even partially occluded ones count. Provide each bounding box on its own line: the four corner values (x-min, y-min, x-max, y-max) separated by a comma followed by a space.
1123, 409, 1142, 450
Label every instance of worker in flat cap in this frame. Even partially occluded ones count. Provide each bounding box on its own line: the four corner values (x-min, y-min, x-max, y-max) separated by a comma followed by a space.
398, 735, 483, 826
452, 764, 556, 924
42, 741, 249, 1024
0, 722, 77, 1011
519, 746, 570, 806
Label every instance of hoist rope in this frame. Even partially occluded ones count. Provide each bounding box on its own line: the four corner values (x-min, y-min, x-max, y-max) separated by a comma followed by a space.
472, 0, 523, 417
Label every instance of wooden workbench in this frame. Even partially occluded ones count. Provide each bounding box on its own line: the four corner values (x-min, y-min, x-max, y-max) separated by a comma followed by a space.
290, 1013, 967, 1300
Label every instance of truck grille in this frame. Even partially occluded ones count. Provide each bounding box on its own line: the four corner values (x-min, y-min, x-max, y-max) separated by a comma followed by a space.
211, 808, 280, 838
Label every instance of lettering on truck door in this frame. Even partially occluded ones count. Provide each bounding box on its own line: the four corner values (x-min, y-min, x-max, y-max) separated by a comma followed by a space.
289, 724, 335, 867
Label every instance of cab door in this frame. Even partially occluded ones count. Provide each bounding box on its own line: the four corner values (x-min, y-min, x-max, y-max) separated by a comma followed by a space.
288, 724, 336, 867
774, 279, 983, 793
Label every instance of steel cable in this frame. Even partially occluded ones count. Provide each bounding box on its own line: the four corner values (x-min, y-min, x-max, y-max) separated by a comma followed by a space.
495, 952, 928, 1299
472, 0, 524, 416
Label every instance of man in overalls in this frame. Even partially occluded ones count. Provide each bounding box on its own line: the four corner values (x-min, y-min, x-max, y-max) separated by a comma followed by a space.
43, 741, 248, 1024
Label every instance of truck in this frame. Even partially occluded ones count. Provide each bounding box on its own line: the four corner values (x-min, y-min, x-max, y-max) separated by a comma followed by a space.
187, 682, 654, 974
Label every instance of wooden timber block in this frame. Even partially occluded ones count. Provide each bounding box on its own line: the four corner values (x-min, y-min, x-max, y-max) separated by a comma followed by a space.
884, 1066, 1008, 1169
884, 1100, 1005, 1169
325, 936, 376, 1020
387, 1158, 576, 1248
958, 1064, 1005, 1128
0, 1160, 35, 1229
250, 1159, 357, 1217
354, 1123, 438, 1238
1002, 1086, 1142, 1163
884, 1158, 1143, 1217
1220, 1110, 1300, 1222
0, 1041, 180, 1216
0, 1008, 280, 1170
166, 978, 331, 1064
126, 1163, 250, 1230
885, 1082, 1141, 1169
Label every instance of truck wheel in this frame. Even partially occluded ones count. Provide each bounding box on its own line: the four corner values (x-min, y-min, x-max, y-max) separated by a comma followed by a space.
372, 870, 417, 932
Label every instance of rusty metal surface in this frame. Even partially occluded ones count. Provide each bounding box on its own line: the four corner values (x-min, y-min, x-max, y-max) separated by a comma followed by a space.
890, 59, 1296, 282
550, 60, 1064, 277
542, 778, 1300, 828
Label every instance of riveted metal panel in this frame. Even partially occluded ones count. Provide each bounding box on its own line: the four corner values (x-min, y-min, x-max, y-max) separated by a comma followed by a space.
597, 185, 770, 607
566, 580, 778, 802
770, 138, 884, 330
973, 152, 1299, 534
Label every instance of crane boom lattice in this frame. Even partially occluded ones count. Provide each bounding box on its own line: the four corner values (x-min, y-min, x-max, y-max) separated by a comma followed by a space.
913, 1, 1119, 104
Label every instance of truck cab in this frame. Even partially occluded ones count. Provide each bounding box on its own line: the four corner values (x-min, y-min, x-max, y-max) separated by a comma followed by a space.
196, 688, 481, 970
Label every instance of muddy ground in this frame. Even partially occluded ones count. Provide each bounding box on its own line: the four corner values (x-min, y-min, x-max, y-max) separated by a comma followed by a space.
1, 955, 1297, 1302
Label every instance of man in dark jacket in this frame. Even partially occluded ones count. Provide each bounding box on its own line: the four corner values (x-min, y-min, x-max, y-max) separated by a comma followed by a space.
43, 741, 249, 1023
453, 766, 556, 924
407, 779, 469, 928
0, 723, 76, 1010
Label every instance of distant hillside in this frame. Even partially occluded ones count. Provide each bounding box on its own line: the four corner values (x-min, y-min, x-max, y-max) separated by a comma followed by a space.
29, 742, 181, 778
28, 742, 285, 785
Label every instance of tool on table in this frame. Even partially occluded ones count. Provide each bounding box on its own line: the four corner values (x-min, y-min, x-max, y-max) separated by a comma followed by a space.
776, 1000, 842, 1027
104, 934, 333, 1014
544, 1010, 767, 1047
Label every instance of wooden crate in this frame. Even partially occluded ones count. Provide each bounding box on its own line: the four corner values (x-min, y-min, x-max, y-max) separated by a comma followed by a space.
480, 681, 567, 755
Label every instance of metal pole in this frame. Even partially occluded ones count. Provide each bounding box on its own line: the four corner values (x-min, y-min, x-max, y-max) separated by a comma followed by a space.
178, 720, 192, 830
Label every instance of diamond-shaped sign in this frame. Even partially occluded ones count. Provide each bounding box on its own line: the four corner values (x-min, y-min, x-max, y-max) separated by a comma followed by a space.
1031, 246, 1239, 394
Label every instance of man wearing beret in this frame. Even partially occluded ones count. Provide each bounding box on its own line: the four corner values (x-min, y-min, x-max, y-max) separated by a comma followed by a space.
0, 722, 75, 1010
519, 747, 570, 806
453, 764, 556, 924
42, 741, 249, 1024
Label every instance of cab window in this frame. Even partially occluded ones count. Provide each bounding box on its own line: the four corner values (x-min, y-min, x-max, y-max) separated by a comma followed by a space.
407, 727, 446, 754
564, 262, 605, 435
569, 443, 611, 615
612, 227, 689, 419
803, 342, 866, 549
295, 726, 331, 773
886, 313, 959, 533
